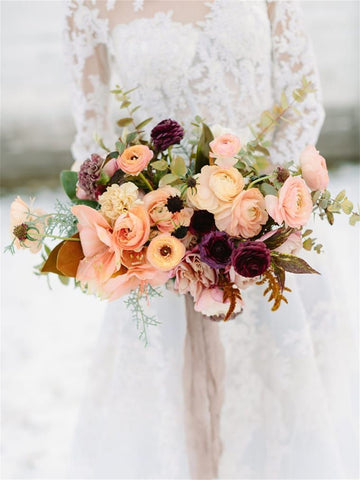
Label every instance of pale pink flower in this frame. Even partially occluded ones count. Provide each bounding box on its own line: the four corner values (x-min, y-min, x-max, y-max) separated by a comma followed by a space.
172, 252, 216, 301
71, 205, 117, 288
118, 145, 153, 175
215, 188, 268, 238
228, 267, 258, 289
187, 165, 244, 214
10, 196, 46, 254
194, 287, 243, 317
265, 176, 312, 229
300, 145, 329, 192
143, 186, 193, 233
103, 158, 119, 177
210, 134, 241, 168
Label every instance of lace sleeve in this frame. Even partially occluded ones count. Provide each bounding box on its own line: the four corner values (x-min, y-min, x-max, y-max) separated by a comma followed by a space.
267, 1, 325, 164
64, 1, 116, 171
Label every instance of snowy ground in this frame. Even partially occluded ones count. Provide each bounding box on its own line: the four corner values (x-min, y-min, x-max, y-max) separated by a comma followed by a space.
1, 166, 359, 479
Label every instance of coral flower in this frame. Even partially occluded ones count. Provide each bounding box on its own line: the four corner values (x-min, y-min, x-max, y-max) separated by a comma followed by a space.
265, 176, 313, 228
147, 234, 185, 271
113, 205, 150, 253
71, 205, 117, 288
117, 145, 153, 175
102, 247, 170, 301
10, 196, 46, 254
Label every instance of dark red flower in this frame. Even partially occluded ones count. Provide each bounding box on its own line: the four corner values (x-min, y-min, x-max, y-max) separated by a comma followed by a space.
231, 241, 271, 278
189, 210, 216, 235
151, 119, 184, 151
199, 231, 233, 269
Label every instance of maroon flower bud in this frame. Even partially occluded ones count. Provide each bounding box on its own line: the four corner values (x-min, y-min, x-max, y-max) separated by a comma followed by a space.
78, 154, 103, 200
231, 241, 271, 278
189, 210, 216, 235
199, 231, 233, 269
151, 119, 184, 151
276, 166, 290, 183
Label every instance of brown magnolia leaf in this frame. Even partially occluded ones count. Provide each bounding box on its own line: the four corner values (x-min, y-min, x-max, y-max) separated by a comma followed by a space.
56, 234, 84, 277
263, 227, 293, 250
41, 241, 65, 275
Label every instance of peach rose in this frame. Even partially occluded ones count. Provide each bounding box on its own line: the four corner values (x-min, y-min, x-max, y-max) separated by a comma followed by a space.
210, 134, 241, 168
187, 165, 244, 214
143, 186, 193, 233
215, 188, 268, 238
117, 145, 153, 175
146, 234, 185, 271
10, 196, 47, 254
265, 176, 313, 229
300, 145, 329, 192
172, 252, 216, 301
113, 205, 150, 252
194, 287, 243, 317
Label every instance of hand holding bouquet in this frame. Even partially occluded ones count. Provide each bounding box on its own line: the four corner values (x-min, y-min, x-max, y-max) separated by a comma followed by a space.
7, 78, 359, 343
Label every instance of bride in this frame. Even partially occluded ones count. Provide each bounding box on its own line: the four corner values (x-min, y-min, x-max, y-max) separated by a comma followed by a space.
64, 1, 356, 478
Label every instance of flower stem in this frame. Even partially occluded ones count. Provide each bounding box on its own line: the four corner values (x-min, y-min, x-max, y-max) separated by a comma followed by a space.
247, 175, 272, 190
139, 172, 154, 191
39, 234, 80, 242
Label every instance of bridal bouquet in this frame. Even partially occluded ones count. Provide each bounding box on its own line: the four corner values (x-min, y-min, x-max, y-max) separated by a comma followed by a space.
7, 79, 359, 342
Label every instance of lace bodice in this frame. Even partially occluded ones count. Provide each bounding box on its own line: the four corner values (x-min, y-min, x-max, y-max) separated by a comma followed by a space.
64, 0, 325, 170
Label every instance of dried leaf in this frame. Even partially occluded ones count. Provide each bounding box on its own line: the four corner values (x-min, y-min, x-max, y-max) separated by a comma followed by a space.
56, 234, 84, 278
117, 117, 133, 127
41, 241, 65, 275
263, 227, 293, 250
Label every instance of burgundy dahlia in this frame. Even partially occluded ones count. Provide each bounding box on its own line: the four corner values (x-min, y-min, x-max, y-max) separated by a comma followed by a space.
78, 154, 103, 200
151, 119, 184, 151
189, 210, 216, 235
231, 241, 271, 278
199, 231, 233, 269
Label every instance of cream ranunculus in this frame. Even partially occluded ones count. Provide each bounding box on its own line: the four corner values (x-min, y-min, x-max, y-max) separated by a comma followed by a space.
187, 165, 244, 214
99, 182, 140, 224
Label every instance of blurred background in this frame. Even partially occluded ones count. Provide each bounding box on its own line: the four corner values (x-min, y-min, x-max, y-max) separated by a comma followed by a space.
1, 1, 359, 479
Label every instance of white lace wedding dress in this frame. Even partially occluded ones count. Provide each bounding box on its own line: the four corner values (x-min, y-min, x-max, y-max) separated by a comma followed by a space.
64, 1, 357, 478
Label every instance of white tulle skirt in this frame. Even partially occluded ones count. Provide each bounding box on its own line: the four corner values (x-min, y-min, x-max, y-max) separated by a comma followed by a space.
69, 215, 358, 479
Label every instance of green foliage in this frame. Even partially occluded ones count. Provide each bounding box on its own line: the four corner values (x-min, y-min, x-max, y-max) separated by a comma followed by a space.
194, 122, 214, 174
123, 286, 163, 346
271, 252, 319, 275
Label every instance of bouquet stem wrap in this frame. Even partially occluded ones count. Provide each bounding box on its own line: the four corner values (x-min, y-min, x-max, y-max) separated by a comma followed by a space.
183, 295, 226, 479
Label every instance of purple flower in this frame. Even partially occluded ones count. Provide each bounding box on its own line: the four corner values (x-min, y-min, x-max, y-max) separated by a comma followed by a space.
151, 119, 184, 151
189, 210, 216, 235
78, 154, 103, 200
231, 241, 271, 278
199, 231, 233, 269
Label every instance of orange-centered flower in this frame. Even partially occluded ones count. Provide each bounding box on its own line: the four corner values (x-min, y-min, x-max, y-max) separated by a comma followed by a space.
146, 234, 185, 271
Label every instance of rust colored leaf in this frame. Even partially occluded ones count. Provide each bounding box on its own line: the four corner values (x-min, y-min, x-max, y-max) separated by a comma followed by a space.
41, 241, 65, 275
56, 234, 84, 278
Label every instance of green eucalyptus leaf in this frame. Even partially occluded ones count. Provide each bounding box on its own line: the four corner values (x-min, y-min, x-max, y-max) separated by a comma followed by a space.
151, 160, 169, 171
115, 142, 125, 155
171, 156, 187, 176
302, 238, 313, 251
159, 173, 179, 187
126, 132, 138, 144
341, 199, 353, 214
335, 190, 346, 202
117, 118, 133, 127
136, 118, 153, 130
260, 183, 278, 197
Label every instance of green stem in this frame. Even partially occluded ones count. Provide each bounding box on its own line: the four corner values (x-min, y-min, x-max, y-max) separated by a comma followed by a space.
39, 233, 80, 242
247, 175, 272, 190
139, 172, 154, 191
